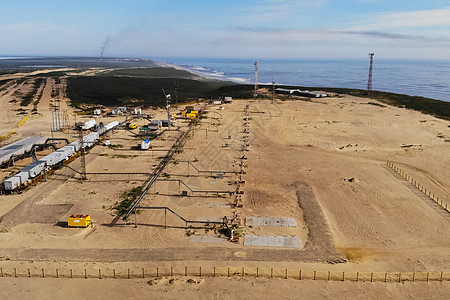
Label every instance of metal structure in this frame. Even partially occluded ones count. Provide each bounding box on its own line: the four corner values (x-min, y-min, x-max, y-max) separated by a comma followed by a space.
78, 128, 87, 180
162, 89, 171, 128
133, 206, 227, 229
272, 80, 276, 103
51, 100, 62, 132
254, 61, 259, 97
367, 53, 374, 94
154, 178, 234, 197
120, 118, 198, 223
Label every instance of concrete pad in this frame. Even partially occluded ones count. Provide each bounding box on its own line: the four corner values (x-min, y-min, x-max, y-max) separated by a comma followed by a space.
245, 217, 297, 227
244, 235, 301, 248
197, 217, 225, 223
189, 236, 226, 243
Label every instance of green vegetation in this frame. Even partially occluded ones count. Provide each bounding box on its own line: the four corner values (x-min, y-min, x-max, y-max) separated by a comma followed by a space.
20, 78, 45, 106
111, 186, 143, 216
113, 154, 137, 159
102, 67, 201, 79
108, 144, 123, 149
366, 102, 387, 108
66, 75, 230, 107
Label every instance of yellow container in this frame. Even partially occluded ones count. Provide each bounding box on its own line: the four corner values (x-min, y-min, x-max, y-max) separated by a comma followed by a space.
186, 113, 197, 119
181, 110, 187, 115
190, 110, 199, 114
68, 214, 91, 227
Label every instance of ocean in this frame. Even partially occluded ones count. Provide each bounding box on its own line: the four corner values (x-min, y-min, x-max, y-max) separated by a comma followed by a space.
154, 57, 450, 102
1, 56, 449, 102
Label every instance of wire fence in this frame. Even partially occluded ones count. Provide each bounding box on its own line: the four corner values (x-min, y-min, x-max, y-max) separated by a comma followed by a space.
387, 161, 449, 212
1, 266, 449, 283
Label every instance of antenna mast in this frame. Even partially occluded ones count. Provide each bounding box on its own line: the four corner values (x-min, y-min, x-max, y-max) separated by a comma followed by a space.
254, 61, 258, 98
367, 53, 374, 95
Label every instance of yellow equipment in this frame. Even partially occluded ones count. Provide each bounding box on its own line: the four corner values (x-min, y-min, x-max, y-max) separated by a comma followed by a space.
186, 113, 197, 119
68, 214, 91, 227
128, 123, 137, 129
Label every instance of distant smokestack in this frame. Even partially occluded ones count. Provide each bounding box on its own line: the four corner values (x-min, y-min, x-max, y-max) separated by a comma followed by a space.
100, 36, 111, 60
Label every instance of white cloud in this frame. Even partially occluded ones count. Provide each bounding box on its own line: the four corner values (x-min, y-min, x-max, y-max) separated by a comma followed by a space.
351, 7, 450, 30
235, 0, 326, 23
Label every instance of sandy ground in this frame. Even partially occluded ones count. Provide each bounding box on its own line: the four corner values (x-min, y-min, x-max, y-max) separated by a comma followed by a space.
0, 80, 450, 298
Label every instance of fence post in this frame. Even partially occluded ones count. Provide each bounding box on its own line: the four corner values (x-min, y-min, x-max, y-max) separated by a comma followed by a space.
213, 267, 215, 277
128, 269, 130, 279
427, 272, 429, 282
398, 273, 401, 283
228, 267, 230, 277
28, 268, 31, 278
70, 269, 73, 279
185, 267, 187, 277
56, 269, 59, 279
257, 267, 259, 278
171, 267, 173, 277
42, 268, 45, 278
356, 272, 359, 282
142, 268, 145, 278
242, 268, 245, 278
157, 267, 159, 277
299, 270, 302, 280
412, 272, 415, 282
285, 269, 288, 279
113, 269, 115, 279
271, 268, 273, 278
342, 272, 345, 281
1, 268, 2, 277
441, 272, 443, 282
85, 269, 87, 279
385, 272, 387, 282
328, 271, 331, 281
14, 268, 17, 278
314, 271, 316, 280
200, 267, 202, 277
370, 272, 373, 282
99, 269, 101, 279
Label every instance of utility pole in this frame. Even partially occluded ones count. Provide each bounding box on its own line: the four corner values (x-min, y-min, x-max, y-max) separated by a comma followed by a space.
254, 61, 258, 98
367, 53, 374, 95
272, 80, 276, 104
78, 127, 87, 180
163, 89, 171, 128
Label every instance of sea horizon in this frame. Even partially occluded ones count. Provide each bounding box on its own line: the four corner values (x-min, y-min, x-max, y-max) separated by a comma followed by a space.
1, 55, 449, 102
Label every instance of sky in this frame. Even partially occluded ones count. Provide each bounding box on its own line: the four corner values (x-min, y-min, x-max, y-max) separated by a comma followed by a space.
1, 0, 450, 59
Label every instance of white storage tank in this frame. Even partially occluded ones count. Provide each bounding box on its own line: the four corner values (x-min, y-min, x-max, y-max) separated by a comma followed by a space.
4, 176, 21, 190
56, 146, 74, 159
40, 151, 64, 167
81, 119, 96, 130
104, 121, 119, 131
15, 171, 29, 183
22, 161, 46, 177
68, 140, 81, 152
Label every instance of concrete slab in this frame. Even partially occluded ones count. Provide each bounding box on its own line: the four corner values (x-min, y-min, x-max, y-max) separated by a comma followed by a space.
245, 217, 297, 227
244, 235, 301, 248
197, 217, 225, 223
189, 236, 226, 243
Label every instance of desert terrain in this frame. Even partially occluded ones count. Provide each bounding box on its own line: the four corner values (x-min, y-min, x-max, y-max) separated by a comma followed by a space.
0, 70, 450, 298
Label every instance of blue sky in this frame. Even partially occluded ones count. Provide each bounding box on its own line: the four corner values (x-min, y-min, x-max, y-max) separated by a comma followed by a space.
1, 0, 450, 59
